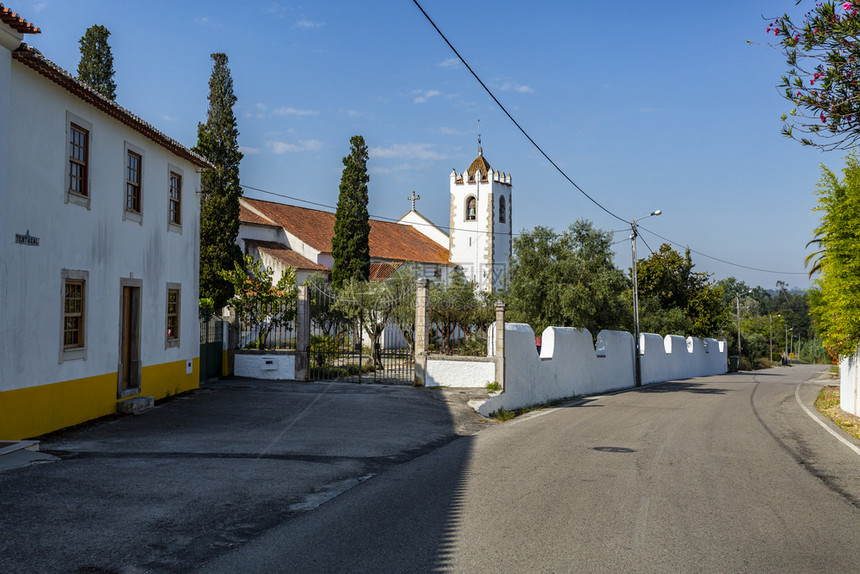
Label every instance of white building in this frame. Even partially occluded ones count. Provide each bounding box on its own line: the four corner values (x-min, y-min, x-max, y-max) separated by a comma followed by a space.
0, 5, 210, 439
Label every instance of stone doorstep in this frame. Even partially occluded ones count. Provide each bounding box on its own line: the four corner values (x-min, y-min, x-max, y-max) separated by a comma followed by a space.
116, 396, 155, 415
0, 440, 40, 457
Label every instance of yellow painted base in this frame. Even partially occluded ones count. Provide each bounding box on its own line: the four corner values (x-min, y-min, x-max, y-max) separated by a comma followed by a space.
0, 358, 199, 440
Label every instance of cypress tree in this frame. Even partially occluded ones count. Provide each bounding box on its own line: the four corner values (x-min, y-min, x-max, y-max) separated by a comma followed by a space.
194, 53, 244, 309
331, 135, 371, 287
76, 24, 116, 100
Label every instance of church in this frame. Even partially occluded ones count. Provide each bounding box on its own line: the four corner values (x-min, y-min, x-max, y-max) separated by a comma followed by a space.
238, 146, 513, 292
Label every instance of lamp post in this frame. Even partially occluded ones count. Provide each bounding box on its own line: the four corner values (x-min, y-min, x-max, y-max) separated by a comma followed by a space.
631, 209, 661, 387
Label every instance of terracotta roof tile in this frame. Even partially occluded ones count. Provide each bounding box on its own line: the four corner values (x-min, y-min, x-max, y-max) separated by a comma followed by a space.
11, 44, 211, 169
240, 197, 451, 265
368, 262, 403, 282
0, 4, 40, 34
244, 239, 329, 272
239, 204, 275, 226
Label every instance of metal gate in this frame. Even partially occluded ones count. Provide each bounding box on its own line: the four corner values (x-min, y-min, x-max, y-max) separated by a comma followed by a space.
307, 279, 415, 384
199, 317, 224, 382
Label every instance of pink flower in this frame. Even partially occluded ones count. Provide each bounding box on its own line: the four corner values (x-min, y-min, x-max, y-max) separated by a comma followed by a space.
821, 112, 827, 122
843, 2, 852, 11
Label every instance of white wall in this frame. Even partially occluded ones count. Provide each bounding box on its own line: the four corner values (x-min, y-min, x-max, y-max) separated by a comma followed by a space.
476, 323, 727, 416
840, 349, 859, 416
0, 61, 200, 392
425, 357, 495, 388
398, 210, 449, 248
640, 333, 727, 384
234, 352, 296, 381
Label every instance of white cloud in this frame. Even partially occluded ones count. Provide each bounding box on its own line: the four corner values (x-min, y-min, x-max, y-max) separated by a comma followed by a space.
497, 81, 534, 93
268, 139, 323, 154
340, 109, 361, 118
295, 18, 324, 29
239, 146, 262, 155
369, 143, 451, 161
438, 58, 460, 68
160, 115, 180, 122
439, 127, 466, 136
272, 106, 319, 117
412, 89, 441, 104
194, 16, 221, 28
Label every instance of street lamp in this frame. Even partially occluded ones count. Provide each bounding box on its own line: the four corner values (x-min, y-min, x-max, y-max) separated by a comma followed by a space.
631, 209, 661, 387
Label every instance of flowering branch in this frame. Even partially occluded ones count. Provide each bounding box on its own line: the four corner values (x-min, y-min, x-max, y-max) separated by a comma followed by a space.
766, 1, 860, 150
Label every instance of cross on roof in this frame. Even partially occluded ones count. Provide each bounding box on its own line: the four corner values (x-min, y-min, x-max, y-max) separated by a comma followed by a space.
407, 190, 421, 211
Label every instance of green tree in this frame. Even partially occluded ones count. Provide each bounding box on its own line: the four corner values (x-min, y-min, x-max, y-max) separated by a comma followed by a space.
331, 135, 371, 288
768, 1, 860, 150
194, 53, 244, 309
507, 220, 630, 337
76, 24, 116, 100
635, 244, 727, 338
807, 153, 860, 357
222, 255, 296, 350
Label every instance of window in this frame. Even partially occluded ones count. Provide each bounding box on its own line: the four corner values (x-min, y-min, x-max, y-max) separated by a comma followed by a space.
465, 196, 477, 221
60, 269, 88, 362
64, 280, 84, 348
126, 150, 142, 213
66, 112, 92, 208
169, 171, 181, 226
166, 284, 181, 348
69, 124, 88, 197
499, 196, 506, 223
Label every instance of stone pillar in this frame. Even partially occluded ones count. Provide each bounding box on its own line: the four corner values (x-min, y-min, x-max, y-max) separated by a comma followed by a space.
494, 300, 505, 391
295, 285, 310, 381
414, 278, 430, 386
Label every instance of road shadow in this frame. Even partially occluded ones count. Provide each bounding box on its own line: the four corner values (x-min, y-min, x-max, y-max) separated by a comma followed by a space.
0, 377, 479, 573
634, 381, 731, 395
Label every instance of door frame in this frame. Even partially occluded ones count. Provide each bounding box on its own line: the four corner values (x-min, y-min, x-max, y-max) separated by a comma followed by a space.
117, 277, 143, 398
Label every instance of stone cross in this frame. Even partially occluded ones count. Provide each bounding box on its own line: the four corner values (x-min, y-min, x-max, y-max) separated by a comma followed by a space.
407, 190, 421, 211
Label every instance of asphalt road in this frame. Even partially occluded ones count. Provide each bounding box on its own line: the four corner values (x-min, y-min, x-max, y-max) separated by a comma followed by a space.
197, 365, 860, 573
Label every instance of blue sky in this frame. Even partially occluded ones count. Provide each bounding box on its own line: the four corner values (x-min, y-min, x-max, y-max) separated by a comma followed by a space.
13, 0, 843, 290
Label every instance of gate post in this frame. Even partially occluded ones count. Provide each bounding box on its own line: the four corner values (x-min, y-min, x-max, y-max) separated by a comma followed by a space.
296, 285, 310, 381
224, 306, 239, 377
494, 300, 505, 391
414, 278, 430, 386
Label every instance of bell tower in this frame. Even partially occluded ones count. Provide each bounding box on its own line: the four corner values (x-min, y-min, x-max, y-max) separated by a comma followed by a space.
448, 146, 512, 292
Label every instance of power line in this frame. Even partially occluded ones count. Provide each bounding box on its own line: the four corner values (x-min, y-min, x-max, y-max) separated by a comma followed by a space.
412, 0, 627, 225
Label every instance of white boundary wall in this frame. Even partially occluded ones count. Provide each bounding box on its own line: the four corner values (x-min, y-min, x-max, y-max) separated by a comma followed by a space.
426, 356, 495, 388
840, 348, 859, 416
234, 352, 296, 381
477, 323, 727, 416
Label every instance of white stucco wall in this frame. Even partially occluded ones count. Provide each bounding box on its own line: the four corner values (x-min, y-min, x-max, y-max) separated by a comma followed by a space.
840, 349, 859, 416
0, 59, 200, 393
425, 357, 495, 388
477, 323, 727, 416
640, 333, 727, 385
397, 210, 449, 248
234, 353, 296, 381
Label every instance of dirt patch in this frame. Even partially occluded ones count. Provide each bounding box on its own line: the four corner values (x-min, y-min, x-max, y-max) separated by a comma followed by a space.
815, 385, 860, 440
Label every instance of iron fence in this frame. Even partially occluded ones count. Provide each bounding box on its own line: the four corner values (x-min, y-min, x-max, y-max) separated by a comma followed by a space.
237, 300, 297, 350
429, 299, 494, 356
